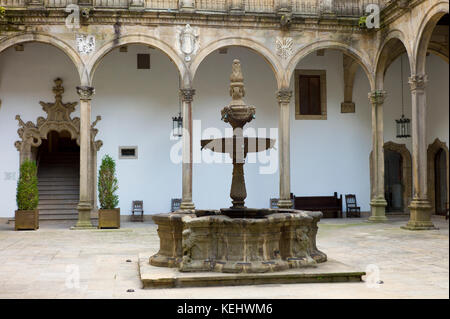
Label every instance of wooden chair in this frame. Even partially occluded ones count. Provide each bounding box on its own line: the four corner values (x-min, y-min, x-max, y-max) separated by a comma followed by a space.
171, 198, 182, 212
345, 194, 361, 218
131, 200, 144, 222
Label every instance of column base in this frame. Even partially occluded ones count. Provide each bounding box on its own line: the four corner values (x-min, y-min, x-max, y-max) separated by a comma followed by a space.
179, 201, 195, 211
278, 199, 293, 209
402, 199, 437, 230
72, 202, 94, 229
368, 198, 388, 222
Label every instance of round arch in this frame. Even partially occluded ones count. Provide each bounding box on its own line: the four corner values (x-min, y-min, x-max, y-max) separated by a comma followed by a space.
285, 40, 375, 90
190, 37, 283, 88
414, 2, 449, 75
370, 141, 413, 213
384, 141, 413, 213
86, 34, 187, 87
427, 138, 449, 215
0, 33, 84, 84
374, 30, 413, 89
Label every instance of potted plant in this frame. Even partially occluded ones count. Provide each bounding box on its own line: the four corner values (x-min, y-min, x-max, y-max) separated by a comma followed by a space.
98, 155, 120, 229
15, 159, 39, 230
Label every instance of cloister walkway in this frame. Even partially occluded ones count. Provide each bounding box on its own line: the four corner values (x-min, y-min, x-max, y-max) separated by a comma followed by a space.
0, 215, 447, 298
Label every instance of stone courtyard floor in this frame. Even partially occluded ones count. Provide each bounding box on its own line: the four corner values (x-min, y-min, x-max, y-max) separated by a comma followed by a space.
0, 215, 448, 299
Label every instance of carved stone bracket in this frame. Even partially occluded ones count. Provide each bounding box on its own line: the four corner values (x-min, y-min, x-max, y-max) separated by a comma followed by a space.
76, 85, 95, 100
277, 89, 292, 104
180, 89, 195, 102
91, 115, 103, 152
368, 90, 387, 105
409, 74, 428, 92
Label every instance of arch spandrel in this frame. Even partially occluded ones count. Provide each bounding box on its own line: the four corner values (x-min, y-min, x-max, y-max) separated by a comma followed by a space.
190, 37, 284, 90
85, 34, 187, 87
285, 40, 375, 90
0, 33, 84, 85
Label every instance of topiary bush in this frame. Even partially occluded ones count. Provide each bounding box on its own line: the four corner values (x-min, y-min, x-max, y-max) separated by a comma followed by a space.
98, 155, 119, 209
16, 159, 39, 211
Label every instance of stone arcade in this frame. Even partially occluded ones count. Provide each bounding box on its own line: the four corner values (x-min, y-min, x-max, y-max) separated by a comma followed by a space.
0, 3, 448, 236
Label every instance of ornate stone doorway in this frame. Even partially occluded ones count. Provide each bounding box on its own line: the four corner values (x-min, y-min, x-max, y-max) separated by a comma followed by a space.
370, 141, 412, 214
385, 149, 403, 212
36, 131, 80, 220
15, 78, 102, 220
428, 139, 449, 215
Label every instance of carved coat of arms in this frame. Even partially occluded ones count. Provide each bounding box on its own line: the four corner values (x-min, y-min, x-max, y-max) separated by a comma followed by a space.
76, 35, 96, 55
276, 37, 294, 60
177, 24, 199, 62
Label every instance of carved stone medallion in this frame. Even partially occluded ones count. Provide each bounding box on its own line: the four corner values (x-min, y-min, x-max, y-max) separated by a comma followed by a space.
76, 34, 95, 55
177, 24, 199, 62
276, 37, 294, 60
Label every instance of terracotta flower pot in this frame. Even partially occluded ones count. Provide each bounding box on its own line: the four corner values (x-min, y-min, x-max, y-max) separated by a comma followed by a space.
15, 210, 39, 230
98, 208, 120, 229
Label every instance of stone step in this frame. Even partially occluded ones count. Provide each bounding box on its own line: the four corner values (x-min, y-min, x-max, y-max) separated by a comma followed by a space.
38, 179, 80, 189
38, 185, 80, 196
38, 196, 79, 203
39, 209, 78, 215
39, 214, 79, 221
38, 202, 79, 209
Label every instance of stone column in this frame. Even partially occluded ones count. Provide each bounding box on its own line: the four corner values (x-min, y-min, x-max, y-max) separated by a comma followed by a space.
369, 90, 388, 222
277, 90, 293, 209
403, 75, 436, 230
74, 86, 96, 229
179, 89, 195, 210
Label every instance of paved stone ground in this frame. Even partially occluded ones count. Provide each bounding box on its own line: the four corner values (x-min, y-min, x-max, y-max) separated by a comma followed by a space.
0, 215, 448, 299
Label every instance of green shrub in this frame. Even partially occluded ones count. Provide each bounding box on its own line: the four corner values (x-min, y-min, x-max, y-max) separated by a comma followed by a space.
98, 155, 119, 209
16, 160, 39, 211
358, 16, 367, 28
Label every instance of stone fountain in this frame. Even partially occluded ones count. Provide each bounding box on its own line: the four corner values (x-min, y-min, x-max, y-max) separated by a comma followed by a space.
149, 60, 327, 274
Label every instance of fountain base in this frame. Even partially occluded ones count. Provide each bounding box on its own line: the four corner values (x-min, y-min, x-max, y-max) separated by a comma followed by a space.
149, 209, 327, 274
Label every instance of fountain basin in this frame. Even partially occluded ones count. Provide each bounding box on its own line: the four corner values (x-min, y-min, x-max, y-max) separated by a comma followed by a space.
201, 137, 275, 156
149, 209, 327, 274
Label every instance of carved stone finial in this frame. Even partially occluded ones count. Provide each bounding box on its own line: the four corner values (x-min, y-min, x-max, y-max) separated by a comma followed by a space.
221, 60, 255, 129
229, 59, 245, 102
77, 86, 95, 100
53, 78, 64, 100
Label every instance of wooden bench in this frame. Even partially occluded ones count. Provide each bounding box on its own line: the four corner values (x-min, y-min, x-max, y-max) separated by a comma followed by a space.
293, 192, 343, 218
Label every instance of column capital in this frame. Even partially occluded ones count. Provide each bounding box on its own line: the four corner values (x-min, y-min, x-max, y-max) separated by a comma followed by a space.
180, 88, 196, 102
276, 89, 292, 104
408, 74, 428, 92
368, 90, 387, 105
77, 86, 95, 100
